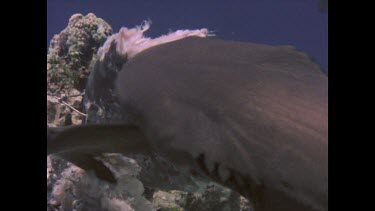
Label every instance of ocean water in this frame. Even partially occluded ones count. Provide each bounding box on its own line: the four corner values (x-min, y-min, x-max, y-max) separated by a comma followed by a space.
47, 0, 328, 72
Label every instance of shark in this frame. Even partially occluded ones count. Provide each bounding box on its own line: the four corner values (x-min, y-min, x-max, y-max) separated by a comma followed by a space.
47, 35, 327, 211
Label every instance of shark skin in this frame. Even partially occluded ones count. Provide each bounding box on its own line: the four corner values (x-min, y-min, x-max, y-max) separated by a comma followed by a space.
47, 37, 328, 211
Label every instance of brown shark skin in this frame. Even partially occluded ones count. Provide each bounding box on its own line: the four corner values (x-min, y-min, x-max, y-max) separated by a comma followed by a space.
47, 124, 151, 155
48, 37, 327, 211
47, 124, 152, 183
115, 37, 327, 211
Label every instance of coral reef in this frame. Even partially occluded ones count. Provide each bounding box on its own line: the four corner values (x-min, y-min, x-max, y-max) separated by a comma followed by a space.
47, 13, 112, 127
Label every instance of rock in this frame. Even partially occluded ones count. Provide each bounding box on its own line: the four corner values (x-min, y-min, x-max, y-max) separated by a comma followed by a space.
47, 12, 112, 127
47, 13, 112, 93
151, 186, 253, 211
46, 13, 115, 210
48, 154, 154, 211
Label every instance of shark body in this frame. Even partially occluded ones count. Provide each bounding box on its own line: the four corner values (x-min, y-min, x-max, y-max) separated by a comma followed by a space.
48, 37, 328, 211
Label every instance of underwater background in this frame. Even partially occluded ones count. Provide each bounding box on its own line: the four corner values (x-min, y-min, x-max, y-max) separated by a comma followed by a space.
46, 1, 328, 210
47, 0, 328, 72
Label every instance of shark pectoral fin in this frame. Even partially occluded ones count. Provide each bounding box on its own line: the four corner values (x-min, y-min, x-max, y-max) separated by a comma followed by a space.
59, 152, 117, 183
47, 123, 152, 155
47, 123, 153, 183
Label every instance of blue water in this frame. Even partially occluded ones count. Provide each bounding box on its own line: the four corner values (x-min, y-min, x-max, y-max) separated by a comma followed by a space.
47, 0, 327, 71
